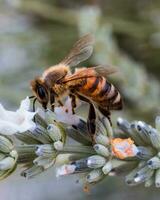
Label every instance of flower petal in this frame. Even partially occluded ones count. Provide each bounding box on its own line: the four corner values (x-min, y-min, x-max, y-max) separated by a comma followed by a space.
54, 97, 81, 125
0, 120, 18, 135
0, 97, 36, 135
19, 96, 30, 111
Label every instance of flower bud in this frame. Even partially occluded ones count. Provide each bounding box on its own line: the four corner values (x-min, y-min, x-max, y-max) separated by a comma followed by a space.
155, 116, 160, 132
130, 123, 146, 146
96, 118, 108, 136
0, 157, 15, 170
34, 113, 48, 129
15, 131, 39, 144
0, 136, 13, 153
72, 119, 91, 142
125, 166, 140, 186
102, 161, 112, 174
33, 156, 55, 169
103, 117, 113, 137
21, 165, 44, 179
0, 153, 5, 161
45, 109, 56, 124
136, 121, 151, 144
17, 145, 37, 163
134, 166, 154, 184
36, 144, 55, 157
87, 155, 106, 169
155, 168, 160, 187
136, 146, 155, 160
54, 141, 64, 151
148, 128, 160, 150
86, 169, 104, 183
94, 134, 110, 146
117, 118, 131, 133
10, 150, 18, 159
145, 176, 154, 187
47, 124, 62, 142
71, 158, 88, 172
93, 144, 110, 157
30, 125, 52, 144
147, 156, 160, 169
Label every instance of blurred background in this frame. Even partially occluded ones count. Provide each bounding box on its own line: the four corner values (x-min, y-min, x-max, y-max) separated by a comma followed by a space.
0, 0, 160, 199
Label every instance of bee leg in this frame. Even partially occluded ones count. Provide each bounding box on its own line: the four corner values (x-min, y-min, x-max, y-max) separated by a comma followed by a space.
50, 91, 55, 112
51, 104, 55, 112
32, 98, 37, 112
32, 98, 37, 122
76, 94, 90, 103
98, 107, 112, 126
69, 93, 76, 114
76, 94, 96, 140
87, 103, 96, 141
58, 100, 64, 107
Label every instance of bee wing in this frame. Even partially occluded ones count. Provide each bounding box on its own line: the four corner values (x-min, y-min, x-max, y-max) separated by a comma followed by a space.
92, 65, 117, 78
61, 65, 117, 83
61, 68, 96, 83
60, 34, 94, 67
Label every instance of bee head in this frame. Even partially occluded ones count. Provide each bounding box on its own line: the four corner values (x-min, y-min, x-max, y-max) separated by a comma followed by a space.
30, 77, 49, 109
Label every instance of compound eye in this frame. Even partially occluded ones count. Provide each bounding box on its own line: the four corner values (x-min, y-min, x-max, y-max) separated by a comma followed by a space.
37, 86, 46, 99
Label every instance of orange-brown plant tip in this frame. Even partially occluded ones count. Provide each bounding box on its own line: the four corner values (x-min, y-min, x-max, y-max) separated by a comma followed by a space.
111, 138, 138, 159
83, 184, 91, 194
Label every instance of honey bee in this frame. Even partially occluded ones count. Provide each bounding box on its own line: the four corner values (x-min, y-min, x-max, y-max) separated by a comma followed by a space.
31, 34, 123, 135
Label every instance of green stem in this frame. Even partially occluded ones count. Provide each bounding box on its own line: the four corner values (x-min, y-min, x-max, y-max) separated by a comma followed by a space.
17, 0, 78, 26
59, 145, 95, 155
16, 0, 157, 39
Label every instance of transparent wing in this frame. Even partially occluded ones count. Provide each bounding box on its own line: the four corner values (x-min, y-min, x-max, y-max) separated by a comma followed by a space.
60, 34, 94, 67
93, 65, 117, 78
61, 65, 117, 83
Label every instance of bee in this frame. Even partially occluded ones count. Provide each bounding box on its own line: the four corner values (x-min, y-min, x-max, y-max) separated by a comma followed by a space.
31, 34, 123, 136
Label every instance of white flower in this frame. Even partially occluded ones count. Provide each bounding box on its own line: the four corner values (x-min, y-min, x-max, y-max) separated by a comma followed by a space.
0, 97, 36, 135
54, 97, 81, 125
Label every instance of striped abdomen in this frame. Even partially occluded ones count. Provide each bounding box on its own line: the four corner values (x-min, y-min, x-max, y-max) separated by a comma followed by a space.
77, 76, 122, 110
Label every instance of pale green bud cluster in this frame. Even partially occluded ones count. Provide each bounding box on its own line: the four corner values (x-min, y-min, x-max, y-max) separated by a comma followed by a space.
1, 104, 160, 191
15, 112, 66, 178
57, 114, 137, 186
117, 116, 160, 188
0, 135, 17, 179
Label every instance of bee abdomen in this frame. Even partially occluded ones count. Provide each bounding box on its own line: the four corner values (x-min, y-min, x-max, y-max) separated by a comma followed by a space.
79, 77, 99, 93
98, 79, 122, 110
99, 79, 111, 97
78, 76, 122, 110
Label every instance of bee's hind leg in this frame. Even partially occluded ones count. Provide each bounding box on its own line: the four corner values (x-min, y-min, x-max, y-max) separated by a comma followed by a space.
76, 94, 96, 140
69, 93, 77, 114
87, 103, 96, 138
98, 107, 112, 126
